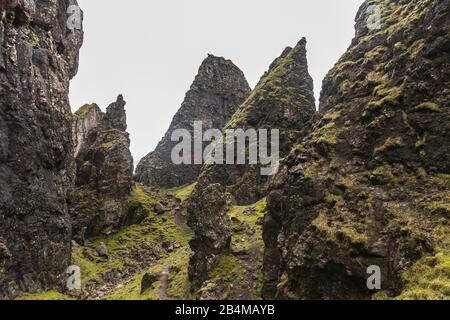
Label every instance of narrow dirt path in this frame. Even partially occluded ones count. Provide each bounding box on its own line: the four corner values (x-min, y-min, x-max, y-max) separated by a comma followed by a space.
158, 267, 170, 300
157, 247, 189, 300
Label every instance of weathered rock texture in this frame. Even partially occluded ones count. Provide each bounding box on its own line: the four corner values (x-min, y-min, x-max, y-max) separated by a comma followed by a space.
0, 0, 83, 299
70, 95, 134, 243
263, 0, 450, 299
135, 55, 251, 188
188, 38, 316, 288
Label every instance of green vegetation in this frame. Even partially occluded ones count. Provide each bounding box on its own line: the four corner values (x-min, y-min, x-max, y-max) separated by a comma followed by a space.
100, 132, 129, 151
366, 86, 403, 113
66, 185, 194, 300
433, 174, 450, 188
310, 121, 340, 147
129, 185, 158, 211
409, 39, 425, 59
394, 226, 450, 300
106, 248, 192, 300
366, 71, 389, 86
168, 182, 197, 201
328, 59, 361, 77
415, 133, 427, 149
312, 209, 368, 247
336, 176, 356, 191
371, 165, 396, 185
75, 103, 99, 117
203, 199, 267, 299
101, 140, 119, 150
374, 137, 404, 155
364, 45, 388, 62
394, 42, 406, 51
226, 42, 312, 129
17, 291, 74, 301
426, 201, 450, 216
414, 102, 441, 113
228, 198, 267, 229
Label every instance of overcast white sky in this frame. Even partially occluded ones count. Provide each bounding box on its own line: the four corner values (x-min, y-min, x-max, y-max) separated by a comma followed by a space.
69, 0, 365, 164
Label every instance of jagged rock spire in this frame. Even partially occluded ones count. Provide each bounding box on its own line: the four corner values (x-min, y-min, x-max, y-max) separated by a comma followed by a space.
263, 0, 450, 299
135, 55, 251, 188
106, 94, 127, 131
187, 37, 316, 288
70, 96, 134, 243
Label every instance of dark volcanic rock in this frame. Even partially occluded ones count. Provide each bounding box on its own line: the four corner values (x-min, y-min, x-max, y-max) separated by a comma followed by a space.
70, 95, 134, 243
141, 272, 160, 294
135, 55, 251, 188
187, 38, 316, 288
95, 242, 109, 258
153, 203, 167, 215
0, 0, 83, 299
263, 0, 450, 299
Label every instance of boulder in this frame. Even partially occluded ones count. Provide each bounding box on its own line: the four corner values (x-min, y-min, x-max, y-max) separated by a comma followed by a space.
140, 272, 160, 294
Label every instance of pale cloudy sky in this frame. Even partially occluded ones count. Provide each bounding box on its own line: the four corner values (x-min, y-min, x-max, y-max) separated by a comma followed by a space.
70, 0, 365, 164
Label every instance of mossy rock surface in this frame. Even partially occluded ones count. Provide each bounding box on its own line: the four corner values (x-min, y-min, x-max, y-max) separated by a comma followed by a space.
198, 199, 267, 300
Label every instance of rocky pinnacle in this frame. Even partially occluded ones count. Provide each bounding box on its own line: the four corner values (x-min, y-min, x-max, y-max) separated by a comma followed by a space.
70, 95, 134, 243
262, 0, 450, 299
187, 38, 316, 288
135, 55, 251, 189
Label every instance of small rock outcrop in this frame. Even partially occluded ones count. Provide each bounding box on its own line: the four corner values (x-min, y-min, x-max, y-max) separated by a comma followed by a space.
0, 0, 83, 298
135, 55, 251, 188
263, 0, 450, 299
187, 38, 316, 288
70, 95, 134, 243
141, 272, 160, 294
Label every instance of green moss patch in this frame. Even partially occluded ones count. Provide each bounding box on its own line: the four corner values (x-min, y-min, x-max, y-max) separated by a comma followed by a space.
68, 185, 194, 299
17, 291, 74, 301
414, 102, 441, 113
374, 137, 404, 155
394, 226, 450, 300
75, 103, 99, 117
201, 199, 267, 299
106, 248, 192, 300
168, 182, 197, 202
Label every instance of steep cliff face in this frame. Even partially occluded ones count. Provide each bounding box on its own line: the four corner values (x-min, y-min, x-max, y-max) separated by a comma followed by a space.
187, 39, 316, 288
263, 0, 449, 299
72, 103, 102, 156
0, 0, 83, 298
135, 55, 251, 189
70, 95, 134, 243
